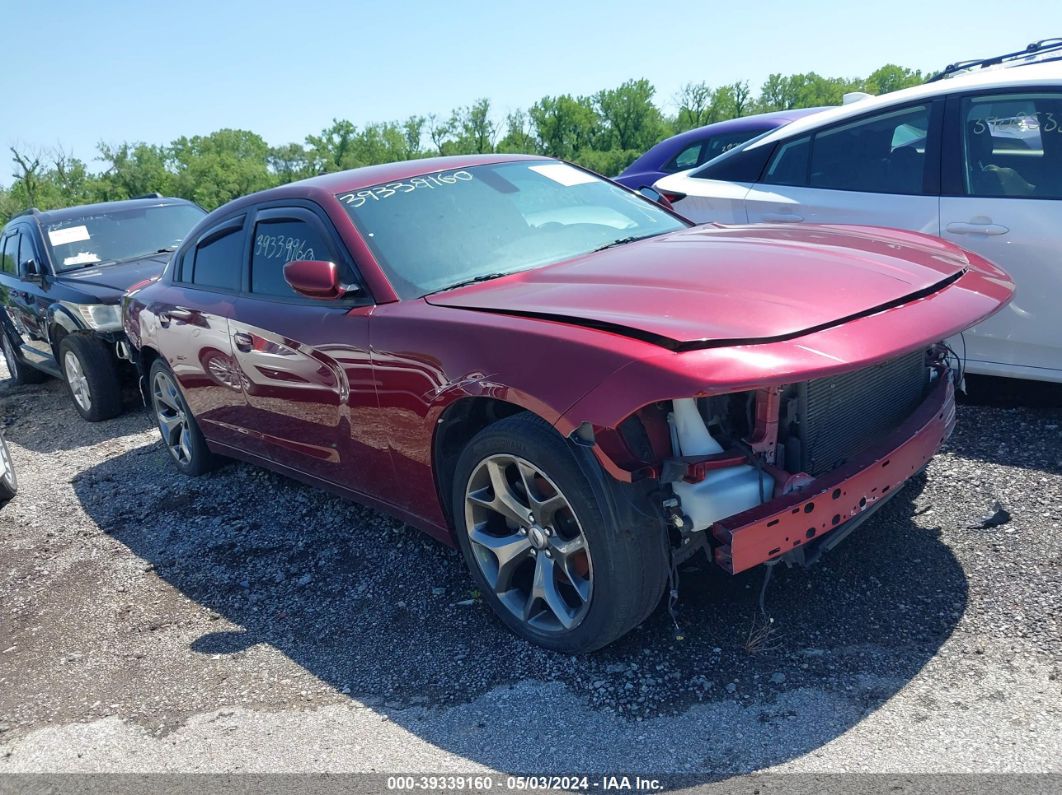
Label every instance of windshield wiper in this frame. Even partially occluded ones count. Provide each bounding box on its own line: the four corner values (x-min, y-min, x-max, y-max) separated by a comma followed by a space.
435, 272, 513, 293
110, 247, 178, 265
593, 233, 662, 252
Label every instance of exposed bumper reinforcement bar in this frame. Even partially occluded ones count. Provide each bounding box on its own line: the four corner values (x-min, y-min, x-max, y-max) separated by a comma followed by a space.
712, 375, 955, 574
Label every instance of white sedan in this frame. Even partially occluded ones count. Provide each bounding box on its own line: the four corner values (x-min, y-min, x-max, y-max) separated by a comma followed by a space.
656, 57, 1062, 384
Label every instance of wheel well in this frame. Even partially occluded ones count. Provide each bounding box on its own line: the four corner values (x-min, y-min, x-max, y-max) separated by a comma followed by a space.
137, 345, 161, 399
433, 397, 526, 527
49, 324, 69, 360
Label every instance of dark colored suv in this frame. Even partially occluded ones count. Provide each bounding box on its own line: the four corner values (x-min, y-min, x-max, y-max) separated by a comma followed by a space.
0, 197, 205, 420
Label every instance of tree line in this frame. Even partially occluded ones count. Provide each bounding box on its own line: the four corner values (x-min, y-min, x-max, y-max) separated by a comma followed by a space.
0, 64, 923, 223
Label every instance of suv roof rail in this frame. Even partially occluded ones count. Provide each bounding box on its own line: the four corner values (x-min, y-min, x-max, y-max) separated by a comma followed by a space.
927, 38, 1062, 82
131, 192, 165, 199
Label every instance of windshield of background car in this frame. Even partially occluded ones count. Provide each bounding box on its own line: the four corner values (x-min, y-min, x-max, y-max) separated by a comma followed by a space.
336, 161, 688, 297
44, 204, 206, 272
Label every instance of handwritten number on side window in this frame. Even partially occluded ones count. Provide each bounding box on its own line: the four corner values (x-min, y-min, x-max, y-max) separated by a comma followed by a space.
255, 234, 314, 263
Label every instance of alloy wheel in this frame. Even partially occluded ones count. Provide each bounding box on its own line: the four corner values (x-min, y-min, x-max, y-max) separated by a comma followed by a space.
152, 370, 192, 465
63, 351, 92, 412
464, 454, 593, 633
0, 437, 14, 490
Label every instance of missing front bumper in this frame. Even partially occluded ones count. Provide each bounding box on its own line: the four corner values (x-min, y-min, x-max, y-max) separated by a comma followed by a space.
712, 375, 955, 574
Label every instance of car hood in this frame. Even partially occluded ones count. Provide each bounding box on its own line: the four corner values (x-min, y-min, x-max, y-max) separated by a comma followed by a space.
426, 224, 975, 350
54, 254, 168, 299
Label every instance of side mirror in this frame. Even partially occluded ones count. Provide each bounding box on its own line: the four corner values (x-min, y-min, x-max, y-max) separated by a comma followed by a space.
283, 259, 357, 300
21, 259, 42, 282
637, 186, 673, 209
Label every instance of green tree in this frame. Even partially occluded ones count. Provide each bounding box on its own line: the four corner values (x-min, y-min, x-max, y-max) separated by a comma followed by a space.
528, 94, 599, 160
594, 79, 665, 152
170, 129, 272, 209
96, 142, 173, 200
674, 82, 713, 131
305, 119, 362, 173
864, 64, 924, 95
497, 110, 539, 154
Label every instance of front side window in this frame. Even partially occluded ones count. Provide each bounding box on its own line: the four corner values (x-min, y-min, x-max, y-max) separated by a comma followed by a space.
44, 204, 205, 272
191, 228, 243, 291
16, 231, 36, 276
961, 92, 1062, 198
251, 217, 334, 297
336, 160, 687, 298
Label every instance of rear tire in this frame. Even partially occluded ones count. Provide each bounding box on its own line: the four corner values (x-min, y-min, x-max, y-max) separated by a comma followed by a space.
148, 358, 218, 476
59, 335, 123, 421
2, 332, 47, 385
452, 413, 668, 653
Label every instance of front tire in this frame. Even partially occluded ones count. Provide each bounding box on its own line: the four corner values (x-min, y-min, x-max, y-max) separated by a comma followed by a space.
0, 434, 17, 504
149, 358, 218, 476
2, 332, 47, 385
59, 335, 123, 421
452, 413, 668, 653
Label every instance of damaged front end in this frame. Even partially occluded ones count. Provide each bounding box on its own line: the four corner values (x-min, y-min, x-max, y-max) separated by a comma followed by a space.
597, 345, 957, 575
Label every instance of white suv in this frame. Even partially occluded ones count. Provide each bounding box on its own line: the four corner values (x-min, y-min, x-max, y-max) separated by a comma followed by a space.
656, 51, 1062, 384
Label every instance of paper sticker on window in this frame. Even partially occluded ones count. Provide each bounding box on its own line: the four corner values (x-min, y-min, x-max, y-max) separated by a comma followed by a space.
48, 225, 91, 246
63, 252, 101, 266
529, 164, 597, 187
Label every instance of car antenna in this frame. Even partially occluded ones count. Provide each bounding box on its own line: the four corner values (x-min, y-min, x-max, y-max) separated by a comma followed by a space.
926, 37, 1062, 82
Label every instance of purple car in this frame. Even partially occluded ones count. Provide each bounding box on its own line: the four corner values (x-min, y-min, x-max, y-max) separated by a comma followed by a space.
614, 108, 827, 191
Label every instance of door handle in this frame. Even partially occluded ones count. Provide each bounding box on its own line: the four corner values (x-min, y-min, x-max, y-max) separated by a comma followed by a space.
761, 213, 804, 223
945, 222, 1009, 236
232, 332, 253, 352
159, 307, 194, 325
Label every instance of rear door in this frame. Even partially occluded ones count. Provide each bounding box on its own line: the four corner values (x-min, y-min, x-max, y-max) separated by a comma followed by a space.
939, 88, 1062, 380
226, 203, 384, 495
157, 215, 248, 449
743, 101, 943, 233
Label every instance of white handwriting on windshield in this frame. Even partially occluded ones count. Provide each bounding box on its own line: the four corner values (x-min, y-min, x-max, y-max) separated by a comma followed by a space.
337, 171, 474, 208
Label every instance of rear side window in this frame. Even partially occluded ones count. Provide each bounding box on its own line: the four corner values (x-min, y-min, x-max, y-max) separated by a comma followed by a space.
763, 104, 931, 195
665, 143, 702, 172
764, 137, 810, 186
191, 228, 243, 291
1, 231, 19, 274
960, 92, 1062, 198
250, 217, 333, 297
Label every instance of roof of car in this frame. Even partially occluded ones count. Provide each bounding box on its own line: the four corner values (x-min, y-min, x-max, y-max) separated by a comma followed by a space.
745, 60, 1062, 150
286, 153, 547, 195
28, 196, 200, 225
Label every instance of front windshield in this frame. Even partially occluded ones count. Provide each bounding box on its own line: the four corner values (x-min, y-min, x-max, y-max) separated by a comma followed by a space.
336, 160, 688, 297
45, 204, 206, 271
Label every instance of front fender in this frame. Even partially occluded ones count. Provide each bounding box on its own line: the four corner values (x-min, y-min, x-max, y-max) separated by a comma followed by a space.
46, 303, 86, 339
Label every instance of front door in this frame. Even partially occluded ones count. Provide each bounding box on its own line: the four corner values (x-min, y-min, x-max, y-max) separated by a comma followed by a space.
939, 89, 1062, 380
0, 226, 53, 370
226, 205, 384, 495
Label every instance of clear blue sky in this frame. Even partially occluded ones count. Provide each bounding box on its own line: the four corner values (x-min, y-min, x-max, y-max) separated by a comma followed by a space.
4, 0, 1061, 179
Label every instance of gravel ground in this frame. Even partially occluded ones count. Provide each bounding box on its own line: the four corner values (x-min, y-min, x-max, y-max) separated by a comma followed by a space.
0, 361, 1059, 777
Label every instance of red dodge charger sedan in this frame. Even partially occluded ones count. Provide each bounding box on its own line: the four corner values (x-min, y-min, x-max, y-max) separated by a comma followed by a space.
123, 154, 1013, 652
